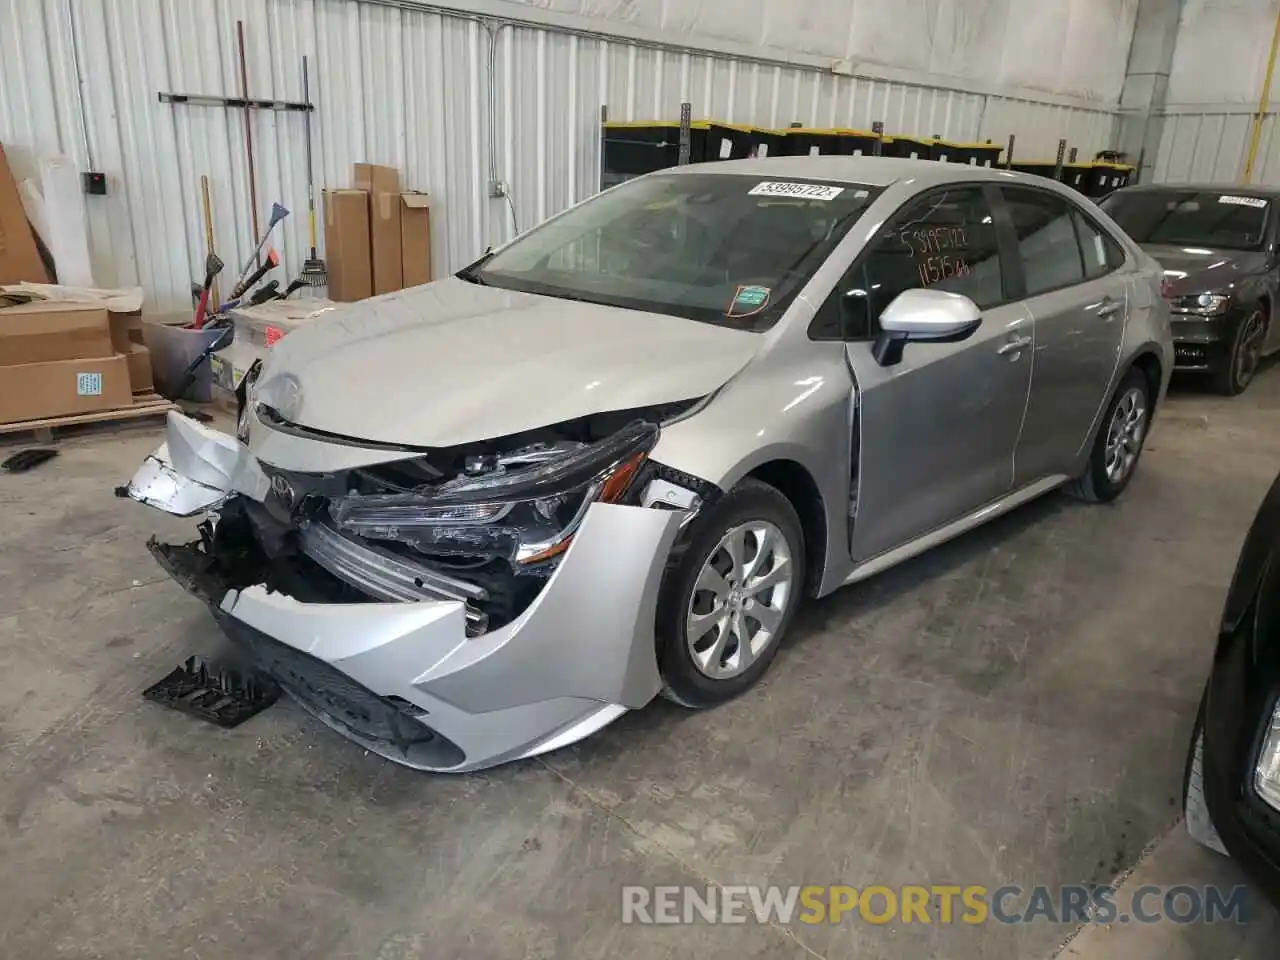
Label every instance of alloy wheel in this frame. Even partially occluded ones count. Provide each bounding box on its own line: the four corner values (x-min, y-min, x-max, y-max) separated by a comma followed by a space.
1103, 386, 1147, 486
685, 521, 794, 680
1236, 310, 1267, 389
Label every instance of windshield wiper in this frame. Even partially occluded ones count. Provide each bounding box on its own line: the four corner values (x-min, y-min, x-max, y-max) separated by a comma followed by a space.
456, 248, 496, 285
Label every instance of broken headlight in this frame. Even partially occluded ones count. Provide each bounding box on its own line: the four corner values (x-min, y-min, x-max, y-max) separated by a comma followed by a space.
330, 421, 658, 565
235, 360, 263, 443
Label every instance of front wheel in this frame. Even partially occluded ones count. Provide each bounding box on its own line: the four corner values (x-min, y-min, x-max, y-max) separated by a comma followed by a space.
1213, 306, 1267, 396
657, 479, 805, 708
1065, 367, 1151, 504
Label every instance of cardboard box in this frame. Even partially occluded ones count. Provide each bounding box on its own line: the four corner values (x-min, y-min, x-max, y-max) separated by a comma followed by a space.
323, 189, 373, 302
0, 144, 51, 285
124, 342, 153, 393
354, 163, 402, 294
0, 353, 131, 424
0, 302, 113, 365
109, 307, 145, 353
400, 193, 433, 288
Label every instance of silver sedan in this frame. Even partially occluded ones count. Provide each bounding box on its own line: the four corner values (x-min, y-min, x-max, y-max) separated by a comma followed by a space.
127, 156, 1173, 771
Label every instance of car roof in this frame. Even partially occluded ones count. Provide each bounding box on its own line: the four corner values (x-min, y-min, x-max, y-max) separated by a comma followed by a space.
1113, 181, 1280, 198
658, 155, 1033, 189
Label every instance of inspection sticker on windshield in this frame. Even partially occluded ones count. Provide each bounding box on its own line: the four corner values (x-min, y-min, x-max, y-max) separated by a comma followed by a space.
749, 181, 845, 201
1219, 194, 1268, 208
727, 284, 772, 317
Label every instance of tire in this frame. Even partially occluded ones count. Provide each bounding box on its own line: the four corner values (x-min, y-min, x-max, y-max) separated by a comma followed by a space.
1184, 697, 1229, 856
1065, 366, 1152, 504
656, 478, 806, 708
1213, 305, 1268, 396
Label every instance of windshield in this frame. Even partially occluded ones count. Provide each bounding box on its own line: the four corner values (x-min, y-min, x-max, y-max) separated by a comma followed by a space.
1100, 190, 1270, 250
461, 173, 880, 330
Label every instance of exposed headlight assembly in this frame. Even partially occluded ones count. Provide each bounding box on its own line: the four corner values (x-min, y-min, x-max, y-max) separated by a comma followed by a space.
1255, 698, 1280, 811
235, 360, 263, 443
1170, 293, 1232, 316
330, 421, 658, 565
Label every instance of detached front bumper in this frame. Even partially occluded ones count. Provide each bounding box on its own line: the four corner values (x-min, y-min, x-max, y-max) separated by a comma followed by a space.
129, 413, 686, 772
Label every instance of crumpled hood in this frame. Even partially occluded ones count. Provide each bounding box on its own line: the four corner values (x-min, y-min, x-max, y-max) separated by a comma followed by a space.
255, 277, 763, 447
1142, 244, 1268, 297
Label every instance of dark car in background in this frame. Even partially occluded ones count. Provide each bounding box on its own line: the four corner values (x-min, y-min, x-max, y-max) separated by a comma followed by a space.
1101, 185, 1280, 395
1185, 468, 1280, 905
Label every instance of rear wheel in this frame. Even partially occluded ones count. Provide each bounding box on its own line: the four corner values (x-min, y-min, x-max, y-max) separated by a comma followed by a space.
1214, 306, 1267, 396
657, 479, 805, 708
1065, 366, 1151, 504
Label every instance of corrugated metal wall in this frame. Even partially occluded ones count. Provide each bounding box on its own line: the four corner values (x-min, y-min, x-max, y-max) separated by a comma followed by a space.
1150, 111, 1265, 185
0, 0, 1120, 312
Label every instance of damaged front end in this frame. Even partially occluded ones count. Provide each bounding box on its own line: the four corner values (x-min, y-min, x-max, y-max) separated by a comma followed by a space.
125, 406, 710, 771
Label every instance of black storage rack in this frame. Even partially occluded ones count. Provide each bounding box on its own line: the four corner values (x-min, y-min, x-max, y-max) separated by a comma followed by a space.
597, 105, 1130, 195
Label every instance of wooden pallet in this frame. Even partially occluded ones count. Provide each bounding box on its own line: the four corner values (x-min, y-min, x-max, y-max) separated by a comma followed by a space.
0, 392, 177, 444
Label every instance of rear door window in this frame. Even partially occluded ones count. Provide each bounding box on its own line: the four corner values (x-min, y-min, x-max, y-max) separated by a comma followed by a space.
1001, 187, 1086, 296
1072, 212, 1126, 279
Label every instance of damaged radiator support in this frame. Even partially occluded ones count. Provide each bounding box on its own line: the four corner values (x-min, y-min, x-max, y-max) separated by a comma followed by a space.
298, 514, 491, 634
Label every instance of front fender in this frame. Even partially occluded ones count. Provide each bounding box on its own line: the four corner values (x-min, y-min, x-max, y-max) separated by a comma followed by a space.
651, 343, 854, 593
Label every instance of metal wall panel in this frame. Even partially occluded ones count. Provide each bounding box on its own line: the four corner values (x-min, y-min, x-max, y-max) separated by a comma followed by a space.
1151, 110, 1280, 186
0, 0, 1121, 312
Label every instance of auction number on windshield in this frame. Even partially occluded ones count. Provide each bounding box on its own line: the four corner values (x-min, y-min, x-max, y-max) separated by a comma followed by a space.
748, 181, 845, 201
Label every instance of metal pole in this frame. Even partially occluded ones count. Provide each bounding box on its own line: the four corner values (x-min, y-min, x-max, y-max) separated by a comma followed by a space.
1054, 138, 1067, 181
1005, 134, 1015, 169
1068, 146, 1079, 163
677, 101, 692, 165
66, 0, 95, 171
872, 121, 884, 156
1245, 5, 1280, 182
599, 104, 608, 191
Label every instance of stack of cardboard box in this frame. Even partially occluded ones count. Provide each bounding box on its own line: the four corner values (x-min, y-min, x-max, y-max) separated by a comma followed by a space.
0, 301, 153, 424
0, 144, 52, 286
323, 163, 432, 301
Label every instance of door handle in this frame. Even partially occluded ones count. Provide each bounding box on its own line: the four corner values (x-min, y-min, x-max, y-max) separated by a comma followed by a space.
997, 335, 1033, 356
1097, 298, 1124, 318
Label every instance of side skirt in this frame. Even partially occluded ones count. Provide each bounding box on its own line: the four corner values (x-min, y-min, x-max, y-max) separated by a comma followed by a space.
840, 474, 1071, 588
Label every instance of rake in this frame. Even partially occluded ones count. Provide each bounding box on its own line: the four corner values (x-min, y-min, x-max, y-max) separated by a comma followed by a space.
299, 56, 327, 291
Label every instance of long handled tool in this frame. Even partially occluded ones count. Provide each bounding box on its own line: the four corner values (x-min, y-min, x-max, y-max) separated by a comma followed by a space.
174, 321, 235, 400
200, 175, 220, 306
276, 277, 308, 300
233, 202, 288, 289
299, 56, 327, 290
192, 252, 225, 330
230, 247, 280, 301
247, 280, 281, 305
236, 21, 261, 255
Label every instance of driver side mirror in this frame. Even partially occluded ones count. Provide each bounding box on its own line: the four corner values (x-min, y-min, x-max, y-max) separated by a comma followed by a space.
872, 288, 983, 367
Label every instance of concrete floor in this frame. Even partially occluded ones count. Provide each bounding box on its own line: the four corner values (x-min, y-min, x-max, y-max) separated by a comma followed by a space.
3, 370, 1280, 959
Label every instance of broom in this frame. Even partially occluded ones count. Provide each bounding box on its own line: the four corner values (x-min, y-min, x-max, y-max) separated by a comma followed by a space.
299, 56, 327, 291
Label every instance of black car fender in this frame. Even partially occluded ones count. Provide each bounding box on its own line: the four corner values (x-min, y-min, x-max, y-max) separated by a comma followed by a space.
1221, 470, 1280, 635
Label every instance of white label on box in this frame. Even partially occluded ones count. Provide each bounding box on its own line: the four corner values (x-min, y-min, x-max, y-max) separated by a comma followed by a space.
758, 143, 769, 157
76, 372, 103, 397
719, 137, 732, 159
748, 181, 845, 201
809, 146, 820, 157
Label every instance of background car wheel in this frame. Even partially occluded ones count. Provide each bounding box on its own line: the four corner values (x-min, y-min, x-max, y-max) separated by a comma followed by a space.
657, 478, 806, 708
1214, 306, 1268, 396
1065, 366, 1151, 504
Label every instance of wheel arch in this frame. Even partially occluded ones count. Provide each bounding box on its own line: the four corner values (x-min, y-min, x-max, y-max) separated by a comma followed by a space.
745, 458, 828, 598
1131, 349, 1164, 414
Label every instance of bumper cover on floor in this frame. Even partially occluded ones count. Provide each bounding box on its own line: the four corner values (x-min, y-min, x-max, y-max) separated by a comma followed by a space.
133, 413, 687, 772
